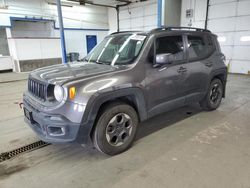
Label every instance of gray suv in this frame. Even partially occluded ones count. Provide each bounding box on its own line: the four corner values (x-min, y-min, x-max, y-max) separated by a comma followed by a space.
23, 27, 227, 155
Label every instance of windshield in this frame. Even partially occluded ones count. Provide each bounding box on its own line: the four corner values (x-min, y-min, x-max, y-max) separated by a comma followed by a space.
84, 34, 146, 66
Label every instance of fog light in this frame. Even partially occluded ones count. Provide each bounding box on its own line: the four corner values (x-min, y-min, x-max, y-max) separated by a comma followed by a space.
47, 126, 65, 136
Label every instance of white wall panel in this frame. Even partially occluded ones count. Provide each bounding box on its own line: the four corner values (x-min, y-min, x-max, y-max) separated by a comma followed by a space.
217, 32, 235, 46
108, 8, 117, 34
209, 2, 237, 19
14, 39, 61, 60
0, 57, 13, 70
233, 31, 250, 46
237, 1, 250, 16
133, 17, 144, 27
181, 0, 250, 74
144, 25, 156, 31
233, 46, 250, 60
210, 0, 235, 5
144, 3, 157, 16
119, 0, 157, 32
119, 19, 131, 30
208, 17, 236, 32
235, 16, 250, 31
230, 60, 250, 74
144, 15, 158, 26
194, 0, 207, 21
119, 10, 131, 20
191, 21, 205, 28
130, 7, 143, 18
40, 39, 61, 59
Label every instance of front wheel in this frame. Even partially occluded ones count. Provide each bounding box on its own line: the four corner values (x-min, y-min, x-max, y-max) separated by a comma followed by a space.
200, 78, 224, 111
93, 102, 138, 155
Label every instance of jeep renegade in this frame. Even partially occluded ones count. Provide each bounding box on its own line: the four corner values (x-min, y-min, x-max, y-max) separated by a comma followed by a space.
23, 27, 227, 155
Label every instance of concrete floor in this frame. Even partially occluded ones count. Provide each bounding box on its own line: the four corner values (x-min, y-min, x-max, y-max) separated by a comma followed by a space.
0, 73, 250, 188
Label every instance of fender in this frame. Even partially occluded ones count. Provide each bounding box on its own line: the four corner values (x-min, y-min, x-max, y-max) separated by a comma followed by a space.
209, 67, 228, 97
76, 87, 147, 144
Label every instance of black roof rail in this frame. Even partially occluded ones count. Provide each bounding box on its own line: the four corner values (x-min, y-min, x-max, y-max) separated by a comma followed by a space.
110, 30, 141, 35
151, 26, 211, 33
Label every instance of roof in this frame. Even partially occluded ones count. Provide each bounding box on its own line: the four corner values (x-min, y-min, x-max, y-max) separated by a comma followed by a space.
111, 27, 212, 36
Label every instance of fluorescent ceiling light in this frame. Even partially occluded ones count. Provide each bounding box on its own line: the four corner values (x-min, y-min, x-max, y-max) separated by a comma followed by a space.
218, 36, 226, 42
240, 36, 250, 42
61, 0, 80, 4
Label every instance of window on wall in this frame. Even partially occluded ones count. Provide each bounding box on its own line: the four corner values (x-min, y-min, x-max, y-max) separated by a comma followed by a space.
156, 35, 185, 62
0, 28, 10, 56
187, 35, 207, 60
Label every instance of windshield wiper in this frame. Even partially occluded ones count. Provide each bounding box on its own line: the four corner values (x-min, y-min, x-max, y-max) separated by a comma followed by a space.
84, 58, 110, 65
96, 60, 110, 65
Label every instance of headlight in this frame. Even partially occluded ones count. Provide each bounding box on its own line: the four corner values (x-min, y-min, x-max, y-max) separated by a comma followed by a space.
54, 85, 64, 102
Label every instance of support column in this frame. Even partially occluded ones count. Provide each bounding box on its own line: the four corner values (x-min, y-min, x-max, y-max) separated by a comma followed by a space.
157, 0, 163, 28
56, 0, 67, 64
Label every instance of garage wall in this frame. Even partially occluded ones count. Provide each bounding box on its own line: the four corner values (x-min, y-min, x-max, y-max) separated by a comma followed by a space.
108, 8, 117, 34
0, 0, 109, 60
164, 0, 181, 27
119, 0, 158, 31
181, 0, 250, 74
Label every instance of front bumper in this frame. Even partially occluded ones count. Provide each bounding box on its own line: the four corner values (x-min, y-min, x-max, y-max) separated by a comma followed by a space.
23, 98, 81, 143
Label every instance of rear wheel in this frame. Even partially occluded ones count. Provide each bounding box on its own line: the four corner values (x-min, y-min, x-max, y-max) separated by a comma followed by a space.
93, 102, 138, 155
200, 78, 223, 111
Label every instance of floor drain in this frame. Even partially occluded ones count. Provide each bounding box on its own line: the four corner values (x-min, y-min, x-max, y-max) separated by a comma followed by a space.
0, 141, 51, 163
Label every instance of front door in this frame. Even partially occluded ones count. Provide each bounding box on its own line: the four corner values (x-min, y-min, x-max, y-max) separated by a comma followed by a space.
145, 35, 188, 118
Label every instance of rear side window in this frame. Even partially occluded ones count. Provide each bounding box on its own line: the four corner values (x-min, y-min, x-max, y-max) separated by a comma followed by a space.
156, 35, 185, 62
206, 34, 216, 54
213, 36, 222, 53
187, 35, 207, 60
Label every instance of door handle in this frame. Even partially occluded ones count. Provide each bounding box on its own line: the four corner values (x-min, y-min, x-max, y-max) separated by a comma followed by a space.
177, 66, 187, 73
205, 62, 213, 67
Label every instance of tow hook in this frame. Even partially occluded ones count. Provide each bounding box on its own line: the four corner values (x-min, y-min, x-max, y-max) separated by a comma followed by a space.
19, 102, 24, 109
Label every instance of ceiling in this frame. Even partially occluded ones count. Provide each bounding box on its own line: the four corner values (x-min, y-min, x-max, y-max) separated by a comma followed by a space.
60, 0, 147, 7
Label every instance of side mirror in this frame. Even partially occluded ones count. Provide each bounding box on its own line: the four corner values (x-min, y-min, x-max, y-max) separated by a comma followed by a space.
155, 53, 174, 65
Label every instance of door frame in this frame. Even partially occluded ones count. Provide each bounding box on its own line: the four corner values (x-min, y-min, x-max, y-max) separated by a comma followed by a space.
146, 33, 189, 118
86, 35, 97, 54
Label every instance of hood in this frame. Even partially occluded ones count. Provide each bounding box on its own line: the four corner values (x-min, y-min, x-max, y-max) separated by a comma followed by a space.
30, 62, 118, 84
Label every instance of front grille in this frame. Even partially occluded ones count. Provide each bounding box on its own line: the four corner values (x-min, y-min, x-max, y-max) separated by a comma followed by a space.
28, 78, 47, 101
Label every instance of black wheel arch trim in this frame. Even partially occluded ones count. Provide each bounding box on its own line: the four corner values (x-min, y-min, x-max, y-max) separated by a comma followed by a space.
76, 87, 147, 144
209, 67, 227, 98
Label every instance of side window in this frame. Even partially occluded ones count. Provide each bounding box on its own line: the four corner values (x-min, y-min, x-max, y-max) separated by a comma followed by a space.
206, 35, 216, 54
213, 36, 222, 53
156, 36, 185, 62
187, 35, 207, 60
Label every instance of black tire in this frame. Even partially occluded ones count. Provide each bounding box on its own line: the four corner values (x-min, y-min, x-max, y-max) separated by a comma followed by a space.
200, 78, 223, 111
93, 102, 139, 155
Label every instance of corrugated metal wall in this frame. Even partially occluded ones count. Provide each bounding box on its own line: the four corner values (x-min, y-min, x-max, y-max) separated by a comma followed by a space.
181, 0, 250, 74
119, 0, 158, 31
208, 0, 250, 74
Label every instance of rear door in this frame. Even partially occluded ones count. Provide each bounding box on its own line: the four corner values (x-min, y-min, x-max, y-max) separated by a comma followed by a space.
184, 33, 215, 103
